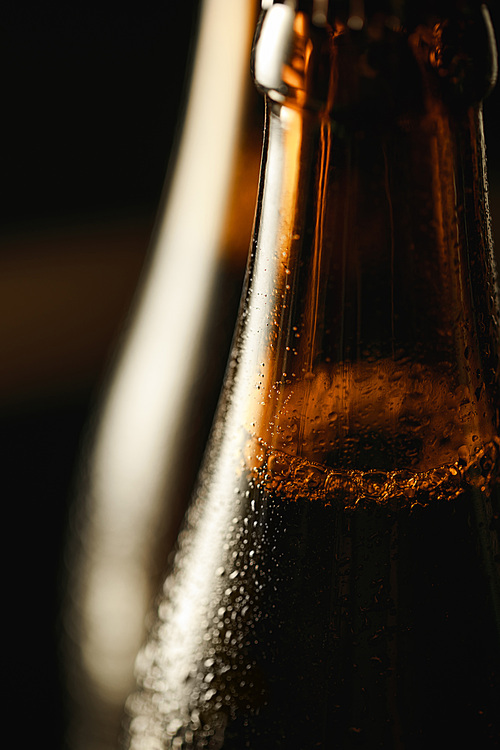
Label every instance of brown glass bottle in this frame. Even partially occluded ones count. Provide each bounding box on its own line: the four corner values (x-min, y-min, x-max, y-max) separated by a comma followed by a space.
123, 2, 500, 748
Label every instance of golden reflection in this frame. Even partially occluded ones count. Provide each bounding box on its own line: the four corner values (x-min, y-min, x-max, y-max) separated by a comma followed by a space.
245, 360, 492, 473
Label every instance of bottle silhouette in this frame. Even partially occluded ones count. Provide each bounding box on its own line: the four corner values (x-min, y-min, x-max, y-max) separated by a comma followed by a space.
124, 2, 500, 748
63, 2, 262, 749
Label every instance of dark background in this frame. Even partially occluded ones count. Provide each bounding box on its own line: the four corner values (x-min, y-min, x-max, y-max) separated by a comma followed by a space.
2, 2, 500, 749
2, 2, 201, 748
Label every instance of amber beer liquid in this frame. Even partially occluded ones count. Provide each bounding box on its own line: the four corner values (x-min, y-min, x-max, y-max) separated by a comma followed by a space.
124, 3, 500, 748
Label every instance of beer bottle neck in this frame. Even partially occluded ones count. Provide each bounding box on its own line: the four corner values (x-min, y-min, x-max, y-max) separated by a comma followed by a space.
224, 5, 499, 477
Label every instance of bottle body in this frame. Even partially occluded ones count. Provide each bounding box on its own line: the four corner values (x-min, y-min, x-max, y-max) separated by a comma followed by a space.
128, 462, 500, 749
124, 4, 500, 748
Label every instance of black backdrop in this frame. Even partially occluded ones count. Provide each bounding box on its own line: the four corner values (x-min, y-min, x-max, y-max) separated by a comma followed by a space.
2, 3, 201, 749
2, 3, 500, 749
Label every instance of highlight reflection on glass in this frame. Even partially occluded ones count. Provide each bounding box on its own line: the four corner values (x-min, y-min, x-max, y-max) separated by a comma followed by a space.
64, 2, 261, 749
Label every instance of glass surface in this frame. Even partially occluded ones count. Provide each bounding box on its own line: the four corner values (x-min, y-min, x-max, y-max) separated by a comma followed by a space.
124, 4, 500, 748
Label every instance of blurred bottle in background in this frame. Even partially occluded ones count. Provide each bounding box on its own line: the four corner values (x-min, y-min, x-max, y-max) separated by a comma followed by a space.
62, 1, 262, 749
